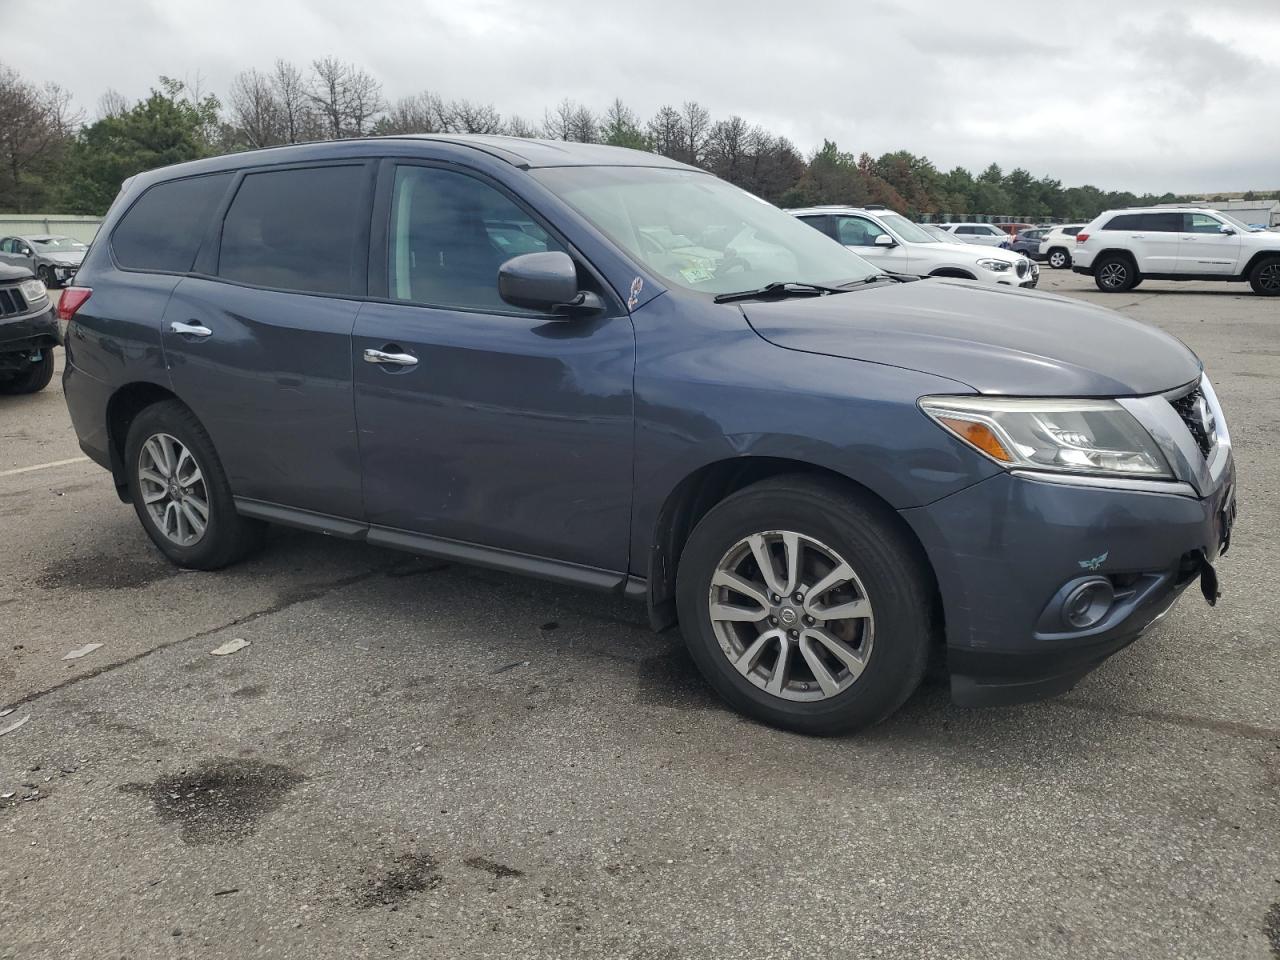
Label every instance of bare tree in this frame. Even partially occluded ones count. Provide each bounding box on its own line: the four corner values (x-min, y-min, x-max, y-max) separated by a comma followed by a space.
543, 98, 597, 142
307, 57, 385, 139
504, 115, 540, 138
228, 69, 284, 148
442, 99, 502, 134
97, 88, 129, 119
273, 59, 315, 143
680, 101, 710, 166
704, 115, 750, 181
0, 65, 80, 211
374, 92, 446, 135
646, 105, 684, 159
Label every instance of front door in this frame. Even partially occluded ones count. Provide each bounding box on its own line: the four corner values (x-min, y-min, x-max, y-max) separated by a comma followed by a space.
833, 215, 912, 274
1177, 212, 1243, 275
353, 162, 635, 574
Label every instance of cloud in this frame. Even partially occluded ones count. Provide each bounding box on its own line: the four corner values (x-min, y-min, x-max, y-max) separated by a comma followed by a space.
4, 0, 1279, 193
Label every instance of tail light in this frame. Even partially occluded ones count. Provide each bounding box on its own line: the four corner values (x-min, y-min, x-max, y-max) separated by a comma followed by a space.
1075, 233, 1089, 244
57, 286, 92, 323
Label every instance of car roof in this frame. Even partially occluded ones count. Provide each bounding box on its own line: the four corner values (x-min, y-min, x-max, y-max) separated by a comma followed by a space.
20, 235, 64, 242
785, 206, 899, 217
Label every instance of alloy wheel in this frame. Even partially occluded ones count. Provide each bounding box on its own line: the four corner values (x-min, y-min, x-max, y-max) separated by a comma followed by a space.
137, 433, 210, 546
1260, 263, 1280, 292
708, 530, 874, 702
1050, 250, 1066, 268
1099, 261, 1128, 289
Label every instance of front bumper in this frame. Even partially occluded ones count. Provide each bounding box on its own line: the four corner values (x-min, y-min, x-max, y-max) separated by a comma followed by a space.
901, 454, 1236, 708
0, 300, 60, 351
987, 261, 1039, 288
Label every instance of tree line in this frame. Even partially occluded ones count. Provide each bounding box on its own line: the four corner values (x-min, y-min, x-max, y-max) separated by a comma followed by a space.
1, 58, 1271, 220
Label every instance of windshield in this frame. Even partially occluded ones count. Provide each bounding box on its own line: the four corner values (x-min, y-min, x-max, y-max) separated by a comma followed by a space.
32, 236, 86, 250
532, 166, 880, 294
880, 214, 937, 244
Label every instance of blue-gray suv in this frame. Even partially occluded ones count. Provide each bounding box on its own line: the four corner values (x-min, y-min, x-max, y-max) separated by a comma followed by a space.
61, 136, 1236, 734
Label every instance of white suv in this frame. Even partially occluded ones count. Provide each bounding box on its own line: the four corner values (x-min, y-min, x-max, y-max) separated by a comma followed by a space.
790, 207, 1038, 288
1073, 207, 1280, 296
935, 222, 1010, 247
1037, 224, 1086, 270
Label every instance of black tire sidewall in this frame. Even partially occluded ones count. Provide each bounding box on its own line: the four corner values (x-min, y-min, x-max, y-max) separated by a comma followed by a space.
1094, 255, 1135, 292
1250, 257, 1280, 296
676, 479, 931, 735
0, 349, 54, 394
124, 401, 252, 569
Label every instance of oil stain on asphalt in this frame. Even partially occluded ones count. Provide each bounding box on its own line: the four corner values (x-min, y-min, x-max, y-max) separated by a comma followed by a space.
120, 757, 304, 844
37, 554, 180, 591
355, 852, 443, 908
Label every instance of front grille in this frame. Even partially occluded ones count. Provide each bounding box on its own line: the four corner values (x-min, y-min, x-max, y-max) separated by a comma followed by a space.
1169, 385, 1215, 458
1016, 261, 1028, 278
0, 284, 29, 318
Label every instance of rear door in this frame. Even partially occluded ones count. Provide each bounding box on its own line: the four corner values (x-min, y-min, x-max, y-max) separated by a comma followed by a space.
162, 161, 374, 519
1177, 212, 1243, 274
352, 160, 635, 574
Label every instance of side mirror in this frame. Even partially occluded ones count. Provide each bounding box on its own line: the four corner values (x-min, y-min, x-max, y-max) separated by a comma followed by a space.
1219, 224, 1235, 235
498, 251, 601, 316
874, 234, 896, 247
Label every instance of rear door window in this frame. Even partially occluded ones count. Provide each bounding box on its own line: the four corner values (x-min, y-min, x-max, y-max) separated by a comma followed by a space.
111, 173, 232, 272
1143, 213, 1183, 232
217, 165, 367, 296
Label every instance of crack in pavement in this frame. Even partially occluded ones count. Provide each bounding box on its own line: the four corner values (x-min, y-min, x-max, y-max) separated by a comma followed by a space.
1060, 698, 1280, 743
7, 566, 393, 709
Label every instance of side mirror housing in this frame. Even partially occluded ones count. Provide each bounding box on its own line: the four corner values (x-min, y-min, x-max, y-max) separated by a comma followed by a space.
498, 251, 601, 316
874, 234, 896, 247
1219, 224, 1236, 235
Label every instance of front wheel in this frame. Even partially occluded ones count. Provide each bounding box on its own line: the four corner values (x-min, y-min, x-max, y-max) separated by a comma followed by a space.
0, 349, 54, 395
1249, 256, 1280, 296
124, 400, 265, 569
38, 265, 56, 288
675, 476, 933, 735
1094, 254, 1138, 292
1048, 248, 1070, 269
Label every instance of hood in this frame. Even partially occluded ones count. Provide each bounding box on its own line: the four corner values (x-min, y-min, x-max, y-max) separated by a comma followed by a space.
742, 278, 1201, 397
928, 240, 1023, 263
42, 251, 84, 265
0, 262, 33, 281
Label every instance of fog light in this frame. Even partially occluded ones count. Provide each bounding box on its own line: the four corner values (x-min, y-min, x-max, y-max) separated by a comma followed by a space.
1062, 578, 1115, 629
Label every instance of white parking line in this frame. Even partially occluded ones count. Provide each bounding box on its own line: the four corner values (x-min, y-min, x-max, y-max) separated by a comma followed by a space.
0, 456, 90, 478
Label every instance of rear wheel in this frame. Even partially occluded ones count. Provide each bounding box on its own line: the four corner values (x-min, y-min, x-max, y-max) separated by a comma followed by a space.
1094, 254, 1138, 292
0, 349, 54, 395
37, 265, 56, 288
675, 476, 933, 736
1048, 248, 1070, 269
124, 400, 265, 569
1249, 256, 1280, 296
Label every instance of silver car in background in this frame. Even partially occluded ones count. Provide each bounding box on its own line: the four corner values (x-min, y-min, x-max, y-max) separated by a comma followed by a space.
0, 235, 89, 288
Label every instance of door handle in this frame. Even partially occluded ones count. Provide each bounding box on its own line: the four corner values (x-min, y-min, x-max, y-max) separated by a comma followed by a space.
170, 320, 212, 338
363, 347, 418, 368
1130, 234, 1145, 239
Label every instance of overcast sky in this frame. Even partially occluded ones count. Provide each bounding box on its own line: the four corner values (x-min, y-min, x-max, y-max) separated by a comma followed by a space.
5, 0, 1278, 194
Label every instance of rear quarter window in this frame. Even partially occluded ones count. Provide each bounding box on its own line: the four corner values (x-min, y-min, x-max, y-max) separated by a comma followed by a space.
111, 173, 232, 272
1102, 214, 1144, 231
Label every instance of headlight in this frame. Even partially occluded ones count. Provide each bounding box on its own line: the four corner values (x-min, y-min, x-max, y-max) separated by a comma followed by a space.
19, 278, 48, 303
920, 395, 1173, 478
976, 258, 1011, 272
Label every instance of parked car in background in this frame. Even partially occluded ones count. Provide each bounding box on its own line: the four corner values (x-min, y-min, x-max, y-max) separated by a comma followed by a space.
1010, 227, 1051, 259
997, 223, 1035, 239
62, 136, 1232, 735
1073, 207, 1280, 295
0, 235, 88, 288
1038, 224, 1086, 269
936, 223, 1011, 248
917, 223, 956, 243
791, 206, 1037, 287
0, 262, 57, 394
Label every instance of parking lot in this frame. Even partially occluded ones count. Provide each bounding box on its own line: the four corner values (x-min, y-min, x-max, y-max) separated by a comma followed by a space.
1, 270, 1278, 958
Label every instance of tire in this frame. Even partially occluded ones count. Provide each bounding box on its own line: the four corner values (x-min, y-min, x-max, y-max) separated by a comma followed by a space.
0, 349, 54, 395
1248, 256, 1280, 296
124, 399, 265, 569
1047, 248, 1070, 269
675, 476, 933, 736
1093, 254, 1138, 292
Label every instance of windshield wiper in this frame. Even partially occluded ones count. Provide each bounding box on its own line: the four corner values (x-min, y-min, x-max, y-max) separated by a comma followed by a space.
843, 273, 904, 286
713, 281, 849, 304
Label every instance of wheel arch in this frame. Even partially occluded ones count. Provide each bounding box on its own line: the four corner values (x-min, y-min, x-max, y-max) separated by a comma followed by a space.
105, 382, 186, 500
644, 456, 940, 634
1094, 247, 1139, 269
1241, 249, 1280, 279
928, 267, 977, 281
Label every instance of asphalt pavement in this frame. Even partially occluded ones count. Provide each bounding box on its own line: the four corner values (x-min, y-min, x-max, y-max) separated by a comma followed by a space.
2, 271, 1278, 959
